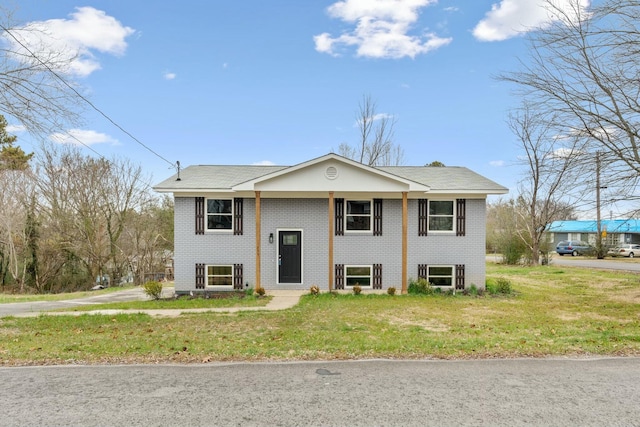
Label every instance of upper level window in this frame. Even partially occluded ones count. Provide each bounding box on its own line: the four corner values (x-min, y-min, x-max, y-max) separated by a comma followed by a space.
346, 200, 371, 231
429, 200, 454, 232
207, 199, 232, 230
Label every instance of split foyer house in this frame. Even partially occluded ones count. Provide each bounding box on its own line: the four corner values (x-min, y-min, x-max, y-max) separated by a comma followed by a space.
153, 153, 508, 294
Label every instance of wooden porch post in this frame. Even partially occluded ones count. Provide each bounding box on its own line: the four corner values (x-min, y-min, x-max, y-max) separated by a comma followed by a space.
255, 191, 261, 291
328, 191, 334, 291
402, 191, 408, 294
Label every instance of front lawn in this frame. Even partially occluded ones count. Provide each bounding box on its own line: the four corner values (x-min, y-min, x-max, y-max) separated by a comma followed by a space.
1, 263, 639, 365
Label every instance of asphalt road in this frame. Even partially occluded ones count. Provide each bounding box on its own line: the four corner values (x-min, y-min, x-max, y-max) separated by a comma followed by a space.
2, 358, 639, 427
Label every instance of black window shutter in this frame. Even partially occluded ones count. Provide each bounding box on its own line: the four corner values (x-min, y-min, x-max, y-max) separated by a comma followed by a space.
234, 198, 243, 235
196, 263, 205, 289
455, 264, 465, 290
373, 264, 382, 289
418, 264, 428, 280
335, 198, 344, 236
418, 199, 428, 236
373, 199, 383, 236
456, 199, 466, 236
234, 264, 243, 289
195, 197, 205, 235
335, 264, 344, 289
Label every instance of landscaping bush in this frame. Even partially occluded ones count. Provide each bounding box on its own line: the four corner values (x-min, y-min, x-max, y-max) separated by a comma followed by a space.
495, 278, 512, 294
486, 277, 512, 295
352, 285, 362, 295
309, 285, 320, 296
255, 287, 266, 297
407, 278, 434, 295
142, 281, 163, 300
387, 287, 396, 296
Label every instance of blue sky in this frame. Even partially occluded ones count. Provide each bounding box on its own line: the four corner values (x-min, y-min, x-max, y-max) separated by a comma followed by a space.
4, 0, 592, 194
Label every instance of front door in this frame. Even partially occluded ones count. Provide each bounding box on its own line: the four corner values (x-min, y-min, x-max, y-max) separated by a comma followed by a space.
278, 230, 302, 284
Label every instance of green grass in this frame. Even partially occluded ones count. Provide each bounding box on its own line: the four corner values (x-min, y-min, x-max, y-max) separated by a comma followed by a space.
56, 295, 271, 311
0, 285, 138, 303
2, 263, 640, 365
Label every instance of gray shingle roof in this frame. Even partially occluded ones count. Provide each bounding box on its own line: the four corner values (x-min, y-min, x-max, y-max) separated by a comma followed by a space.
153, 156, 507, 194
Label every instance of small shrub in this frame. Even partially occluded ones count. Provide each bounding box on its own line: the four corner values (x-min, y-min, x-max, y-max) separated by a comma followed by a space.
408, 278, 434, 295
495, 278, 512, 294
352, 285, 362, 295
469, 284, 478, 296
245, 286, 254, 297
309, 285, 320, 296
142, 281, 163, 300
255, 287, 266, 297
387, 287, 396, 296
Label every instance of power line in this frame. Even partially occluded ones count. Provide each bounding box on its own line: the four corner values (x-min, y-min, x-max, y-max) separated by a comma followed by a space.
0, 24, 178, 171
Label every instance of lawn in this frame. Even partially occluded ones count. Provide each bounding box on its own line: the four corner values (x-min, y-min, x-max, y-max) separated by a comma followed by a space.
1, 263, 639, 365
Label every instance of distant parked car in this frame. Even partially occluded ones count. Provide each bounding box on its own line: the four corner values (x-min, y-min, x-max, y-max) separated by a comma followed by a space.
556, 240, 593, 256
607, 244, 640, 258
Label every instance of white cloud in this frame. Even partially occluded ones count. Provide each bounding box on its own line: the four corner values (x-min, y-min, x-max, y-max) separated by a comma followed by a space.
5, 7, 135, 77
473, 0, 590, 42
314, 0, 451, 59
6, 124, 26, 133
490, 160, 505, 167
50, 129, 119, 146
252, 160, 276, 166
164, 72, 177, 80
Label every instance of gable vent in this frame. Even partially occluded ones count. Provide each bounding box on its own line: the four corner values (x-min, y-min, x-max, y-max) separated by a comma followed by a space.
325, 166, 338, 180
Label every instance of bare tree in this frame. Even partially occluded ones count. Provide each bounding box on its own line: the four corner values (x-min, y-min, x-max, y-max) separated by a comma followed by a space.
0, 7, 83, 137
338, 95, 404, 166
37, 145, 152, 288
509, 106, 585, 265
500, 0, 640, 205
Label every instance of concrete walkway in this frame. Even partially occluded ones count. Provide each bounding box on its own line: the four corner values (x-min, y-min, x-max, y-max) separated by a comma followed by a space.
7, 289, 306, 318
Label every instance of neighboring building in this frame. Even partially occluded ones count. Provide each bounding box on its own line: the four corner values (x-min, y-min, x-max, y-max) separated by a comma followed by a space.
153, 153, 508, 294
547, 219, 640, 247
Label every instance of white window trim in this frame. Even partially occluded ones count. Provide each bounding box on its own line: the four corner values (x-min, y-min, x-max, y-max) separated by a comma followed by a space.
427, 265, 454, 288
427, 199, 456, 234
344, 264, 372, 288
344, 199, 373, 233
206, 198, 234, 233
206, 264, 234, 288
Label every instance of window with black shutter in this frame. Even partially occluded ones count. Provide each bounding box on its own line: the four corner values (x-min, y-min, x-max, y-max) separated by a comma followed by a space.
195, 263, 205, 289
234, 264, 244, 289
373, 199, 382, 236
418, 199, 428, 236
456, 199, 466, 236
335, 199, 344, 236
455, 264, 465, 290
335, 264, 344, 289
373, 264, 382, 289
195, 197, 205, 235
234, 198, 243, 235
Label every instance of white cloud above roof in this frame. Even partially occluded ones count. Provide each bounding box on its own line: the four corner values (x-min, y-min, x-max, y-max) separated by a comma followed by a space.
49, 129, 119, 146
5, 6, 135, 77
164, 72, 177, 80
472, 0, 590, 42
314, 0, 451, 59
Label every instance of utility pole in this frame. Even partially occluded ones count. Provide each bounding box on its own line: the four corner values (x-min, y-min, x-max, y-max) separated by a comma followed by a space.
595, 151, 606, 259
